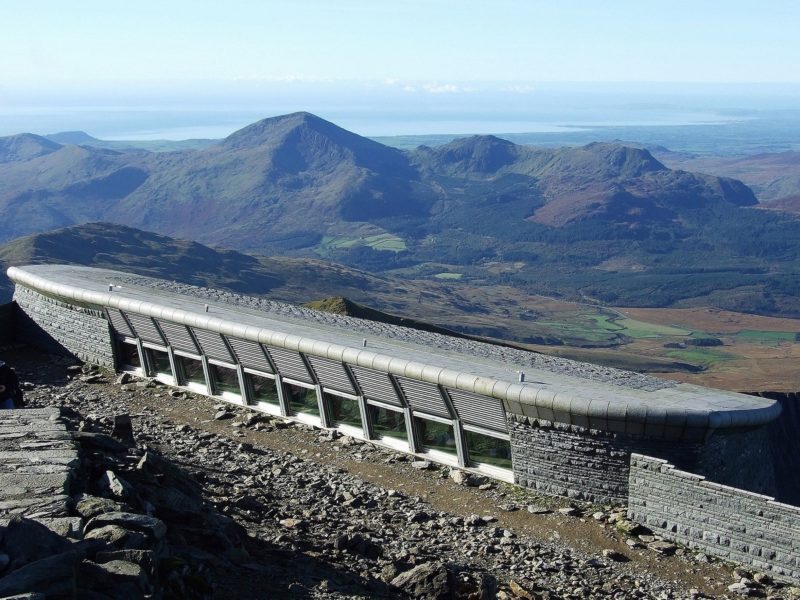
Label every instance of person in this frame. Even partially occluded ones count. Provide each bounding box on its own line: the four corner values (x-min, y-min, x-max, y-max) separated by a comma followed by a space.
0, 360, 23, 409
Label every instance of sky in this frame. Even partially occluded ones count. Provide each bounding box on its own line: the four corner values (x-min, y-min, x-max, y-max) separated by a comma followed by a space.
4, 1, 800, 93
1, 1, 799, 137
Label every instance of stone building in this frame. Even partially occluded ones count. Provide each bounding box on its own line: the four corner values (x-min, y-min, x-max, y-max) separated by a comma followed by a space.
7, 264, 781, 505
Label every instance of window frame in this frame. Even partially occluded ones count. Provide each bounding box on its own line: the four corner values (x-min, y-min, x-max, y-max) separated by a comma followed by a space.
116, 336, 144, 376
172, 350, 209, 395
282, 377, 321, 425
206, 358, 245, 404
462, 424, 514, 481
412, 411, 460, 465
141, 343, 175, 385
243, 368, 282, 416
323, 388, 367, 439
366, 399, 410, 451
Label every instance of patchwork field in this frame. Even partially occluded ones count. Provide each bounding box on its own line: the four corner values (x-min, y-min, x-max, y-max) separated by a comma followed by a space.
393, 286, 800, 393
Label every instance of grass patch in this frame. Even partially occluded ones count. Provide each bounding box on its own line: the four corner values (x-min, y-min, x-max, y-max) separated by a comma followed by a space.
434, 272, 463, 280
364, 234, 407, 252
614, 317, 692, 338
735, 329, 798, 344
316, 234, 406, 256
665, 348, 737, 366
536, 313, 691, 345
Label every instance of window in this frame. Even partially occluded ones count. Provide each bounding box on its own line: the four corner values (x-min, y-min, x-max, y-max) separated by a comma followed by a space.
465, 430, 512, 469
368, 404, 407, 442
248, 373, 280, 408
176, 355, 206, 388
208, 363, 241, 396
325, 392, 362, 429
117, 341, 141, 370
414, 417, 457, 457
285, 382, 319, 417
144, 348, 172, 376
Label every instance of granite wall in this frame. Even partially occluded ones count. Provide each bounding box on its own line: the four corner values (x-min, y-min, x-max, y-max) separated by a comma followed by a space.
12, 285, 115, 368
629, 454, 800, 583
507, 415, 702, 504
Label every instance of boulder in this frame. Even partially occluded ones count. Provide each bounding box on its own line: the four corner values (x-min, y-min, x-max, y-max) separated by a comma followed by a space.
391, 561, 451, 600
0, 516, 72, 572
84, 512, 167, 541
74, 495, 127, 520
0, 551, 77, 598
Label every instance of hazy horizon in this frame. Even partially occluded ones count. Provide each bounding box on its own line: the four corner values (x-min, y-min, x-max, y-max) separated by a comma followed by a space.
2, 1, 798, 141
2, 82, 800, 141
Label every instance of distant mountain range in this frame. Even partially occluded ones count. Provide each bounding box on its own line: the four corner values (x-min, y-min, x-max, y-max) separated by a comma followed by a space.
2, 112, 799, 316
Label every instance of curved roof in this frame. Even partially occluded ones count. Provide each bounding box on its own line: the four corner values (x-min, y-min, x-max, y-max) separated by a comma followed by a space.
8, 264, 781, 440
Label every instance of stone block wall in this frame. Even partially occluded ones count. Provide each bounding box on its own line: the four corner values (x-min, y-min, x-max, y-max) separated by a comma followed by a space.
628, 454, 800, 583
12, 285, 116, 368
508, 415, 702, 504
0, 303, 15, 347
699, 425, 778, 499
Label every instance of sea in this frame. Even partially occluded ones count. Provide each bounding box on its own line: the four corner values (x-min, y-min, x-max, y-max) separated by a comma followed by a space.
2, 85, 800, 154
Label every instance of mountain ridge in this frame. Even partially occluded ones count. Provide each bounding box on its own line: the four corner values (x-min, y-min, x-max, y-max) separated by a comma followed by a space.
0, 112, 797, 315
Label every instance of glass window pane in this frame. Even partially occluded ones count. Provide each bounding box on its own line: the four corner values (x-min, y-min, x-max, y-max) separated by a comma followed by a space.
249, 374, 280, 406
145, 348, 172, 376
286, 382, 319, 416
415, 417, 457, 456
369, 405, 407, 442
209, 364, 241, 395
325, 392, 362, 429
118, 342, 141, 368
466, 430, 512, 469
177, 356, 206, 387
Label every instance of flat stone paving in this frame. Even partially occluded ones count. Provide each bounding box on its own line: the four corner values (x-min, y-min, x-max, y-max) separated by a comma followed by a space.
0, 407, 77, 526
8, 265, 780, 431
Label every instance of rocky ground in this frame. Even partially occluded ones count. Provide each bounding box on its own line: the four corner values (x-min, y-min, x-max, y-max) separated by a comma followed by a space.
3, 347, 799, 599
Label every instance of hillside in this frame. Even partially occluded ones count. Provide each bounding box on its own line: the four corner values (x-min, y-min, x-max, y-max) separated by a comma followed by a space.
1, 112, 799, 316
6, 223, 800, 392
653, 149, 800, 204
0, 222, 412, 308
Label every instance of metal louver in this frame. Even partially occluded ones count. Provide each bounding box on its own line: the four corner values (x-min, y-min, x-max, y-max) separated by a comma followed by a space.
157, 321, 199, 354
106, 308, 134, 337
349, 366, 402, 406
446, 388, 508, 432
123, 313, 165, 345
265, 347, 313, 383
395, 377, 451, 419
191, 328, 235, 363
226, 337, 273, 372
305, 356, 355, 394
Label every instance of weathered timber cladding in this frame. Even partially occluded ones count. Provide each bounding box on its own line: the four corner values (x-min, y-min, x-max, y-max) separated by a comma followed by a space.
629, 454, 800, 583
12, 285, 115, 368
507, 414, 701, 504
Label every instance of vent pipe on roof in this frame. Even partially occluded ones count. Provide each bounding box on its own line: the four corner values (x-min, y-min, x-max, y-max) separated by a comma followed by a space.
204, 304, 209, 313
518, 371, 525, 382
108, 284, 113, 292
362, 339, 367, 347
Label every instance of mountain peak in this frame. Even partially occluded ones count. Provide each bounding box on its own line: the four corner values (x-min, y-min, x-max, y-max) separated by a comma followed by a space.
45, 131, 102, 145
578, 142, 667, 177
415, 134, 519, 174
220, 111, 412, 176
222, 112, 350, 149
0, 133, 63, 163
